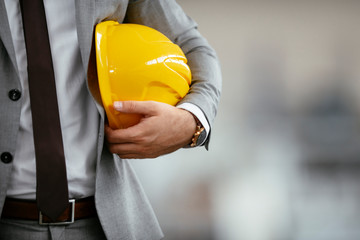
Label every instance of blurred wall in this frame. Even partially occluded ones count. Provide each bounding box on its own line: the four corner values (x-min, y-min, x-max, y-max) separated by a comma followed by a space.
132, 1, 360, 240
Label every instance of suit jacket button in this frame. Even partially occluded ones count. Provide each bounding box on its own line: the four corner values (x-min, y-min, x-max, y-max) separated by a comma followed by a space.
1, 152, 13, 164
8, 89, 21, 101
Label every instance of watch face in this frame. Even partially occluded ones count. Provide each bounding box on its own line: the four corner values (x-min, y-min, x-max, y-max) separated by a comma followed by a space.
197, 129, 206, 146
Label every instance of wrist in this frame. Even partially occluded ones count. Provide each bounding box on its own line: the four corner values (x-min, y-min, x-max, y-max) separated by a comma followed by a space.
177, 103, 210, 147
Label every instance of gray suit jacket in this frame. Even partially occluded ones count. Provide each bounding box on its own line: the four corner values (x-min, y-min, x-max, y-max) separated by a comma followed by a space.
0, 0, 221, 239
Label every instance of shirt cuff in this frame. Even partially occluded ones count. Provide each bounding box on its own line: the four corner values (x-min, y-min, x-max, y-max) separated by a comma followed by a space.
177, 102, 210, 146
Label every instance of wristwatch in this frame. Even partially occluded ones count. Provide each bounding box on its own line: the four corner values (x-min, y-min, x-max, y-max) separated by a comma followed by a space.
190, 119, 206, 147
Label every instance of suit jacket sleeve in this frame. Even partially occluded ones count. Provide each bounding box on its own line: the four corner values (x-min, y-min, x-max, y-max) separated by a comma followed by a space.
124, 0, 222, 132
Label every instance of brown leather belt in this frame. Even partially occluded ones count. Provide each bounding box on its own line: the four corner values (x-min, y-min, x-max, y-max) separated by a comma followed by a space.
1, 197, 97, 225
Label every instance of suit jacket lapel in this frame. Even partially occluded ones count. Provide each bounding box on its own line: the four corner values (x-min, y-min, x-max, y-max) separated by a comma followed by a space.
74, 0, 95, 72
74, 0, 105, 118
0, 1, 19, 75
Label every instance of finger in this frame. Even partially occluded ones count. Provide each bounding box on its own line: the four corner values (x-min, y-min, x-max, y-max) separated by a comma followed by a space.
107, 142, 137, 155
105, 124, 141, 144
107, 142, 155, 159
113, 101, 158, 116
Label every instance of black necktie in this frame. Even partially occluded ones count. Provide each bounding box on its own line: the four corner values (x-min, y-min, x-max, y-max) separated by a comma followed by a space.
20, 0, 69, 221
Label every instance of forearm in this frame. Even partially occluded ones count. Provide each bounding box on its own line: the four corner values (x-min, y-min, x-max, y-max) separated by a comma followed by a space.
177, 29, 222, 128
125, 0, 222, 128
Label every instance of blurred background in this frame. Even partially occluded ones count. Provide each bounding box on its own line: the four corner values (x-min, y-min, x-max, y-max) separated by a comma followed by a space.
131, 0, 360, 239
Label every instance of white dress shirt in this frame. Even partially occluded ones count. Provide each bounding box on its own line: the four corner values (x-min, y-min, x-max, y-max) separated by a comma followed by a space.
4, 0, 209, 200
5, 0, 99, 199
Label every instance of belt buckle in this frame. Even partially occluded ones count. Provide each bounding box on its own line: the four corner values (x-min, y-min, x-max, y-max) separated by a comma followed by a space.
39, 199, 75, 225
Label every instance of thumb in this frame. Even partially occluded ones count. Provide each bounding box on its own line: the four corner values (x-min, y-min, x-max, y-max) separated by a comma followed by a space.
113, 101, 157, 115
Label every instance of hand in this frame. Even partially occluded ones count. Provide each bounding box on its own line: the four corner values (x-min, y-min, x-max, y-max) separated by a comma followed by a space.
105, 101, 197, 159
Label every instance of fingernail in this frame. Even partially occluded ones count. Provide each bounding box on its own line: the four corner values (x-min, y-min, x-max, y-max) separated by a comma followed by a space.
113, 101, 123, 111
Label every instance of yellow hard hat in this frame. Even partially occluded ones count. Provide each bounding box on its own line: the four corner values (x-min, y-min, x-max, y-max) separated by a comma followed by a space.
95, 21, 192, 129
